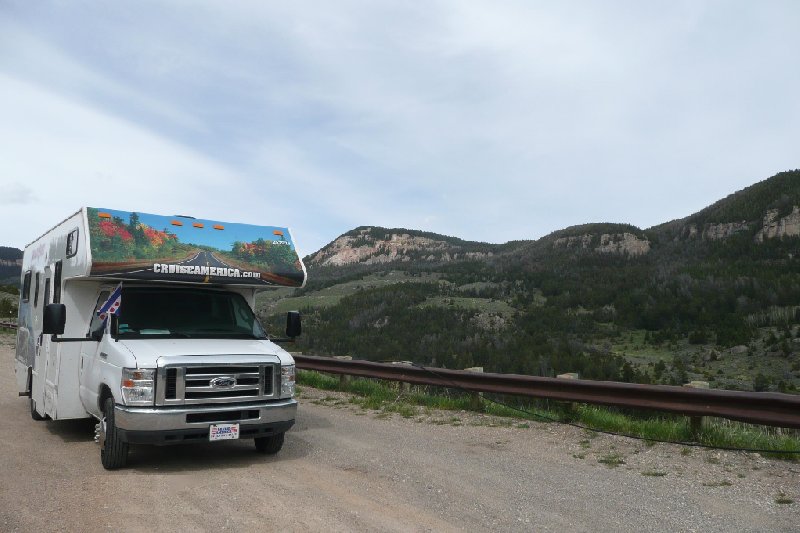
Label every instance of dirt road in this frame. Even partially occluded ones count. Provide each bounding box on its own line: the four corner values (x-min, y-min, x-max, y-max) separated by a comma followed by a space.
0, 337, 797, 532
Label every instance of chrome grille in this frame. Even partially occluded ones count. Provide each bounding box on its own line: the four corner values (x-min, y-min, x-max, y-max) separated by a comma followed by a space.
156, 359, 279, 406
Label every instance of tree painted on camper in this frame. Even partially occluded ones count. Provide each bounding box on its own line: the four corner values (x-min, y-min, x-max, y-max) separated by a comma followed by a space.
229, 239, 302, 274
88, 208, 186, 262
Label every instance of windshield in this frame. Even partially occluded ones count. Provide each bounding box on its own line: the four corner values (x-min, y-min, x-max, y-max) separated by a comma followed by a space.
115, 287, 267, 339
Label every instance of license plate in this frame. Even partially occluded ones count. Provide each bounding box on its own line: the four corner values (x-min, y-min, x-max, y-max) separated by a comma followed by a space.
209, 423, 240, 441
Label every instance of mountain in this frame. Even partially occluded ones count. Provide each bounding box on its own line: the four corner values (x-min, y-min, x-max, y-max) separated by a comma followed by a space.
305, 226, 508, 284
258, 170, 800, 393
306, 170, 800, 279
0, 246, 22, 285
650, 170, 800, 243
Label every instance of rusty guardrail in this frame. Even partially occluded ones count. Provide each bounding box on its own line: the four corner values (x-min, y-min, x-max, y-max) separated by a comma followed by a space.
294, 355, 800, 429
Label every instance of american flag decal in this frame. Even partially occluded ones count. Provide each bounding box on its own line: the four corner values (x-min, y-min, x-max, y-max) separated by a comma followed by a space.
97, 283, 122, 321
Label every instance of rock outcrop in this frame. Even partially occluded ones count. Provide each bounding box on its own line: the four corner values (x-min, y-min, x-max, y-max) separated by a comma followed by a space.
680, 222, 750, 241
553, 235, 593, 249
553, 232, 650, 256
755, 206, 800, 242
596, 233, 651, 256
308, 228, 493, 267
677, 206, 800, 243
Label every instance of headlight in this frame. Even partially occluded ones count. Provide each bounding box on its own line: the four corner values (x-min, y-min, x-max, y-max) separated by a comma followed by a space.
281, 365, 295, 397
121, 368, 155, 405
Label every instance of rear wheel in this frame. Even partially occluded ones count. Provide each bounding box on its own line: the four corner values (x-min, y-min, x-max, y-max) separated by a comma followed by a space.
254, 432, 285, 454
100, 397, 129, 470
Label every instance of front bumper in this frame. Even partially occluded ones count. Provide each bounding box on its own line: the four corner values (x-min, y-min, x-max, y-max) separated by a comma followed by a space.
114, 398, 297, 445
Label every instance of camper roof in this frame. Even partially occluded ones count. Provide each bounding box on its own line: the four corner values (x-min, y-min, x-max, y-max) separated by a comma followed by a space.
85, 207, 306, 288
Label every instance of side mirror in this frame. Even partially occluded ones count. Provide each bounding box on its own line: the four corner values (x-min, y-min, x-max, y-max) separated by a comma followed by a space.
43, 303, 66, 335
286, 311, 301, 339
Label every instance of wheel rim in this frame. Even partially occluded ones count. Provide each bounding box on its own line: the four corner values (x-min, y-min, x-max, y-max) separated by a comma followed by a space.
99, 417, 107, 450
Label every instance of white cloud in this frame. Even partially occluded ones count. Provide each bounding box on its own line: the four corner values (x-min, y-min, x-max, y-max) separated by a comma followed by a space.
1, 1, 798, 251
0, 74, 263, 246
0, 182, 35, 206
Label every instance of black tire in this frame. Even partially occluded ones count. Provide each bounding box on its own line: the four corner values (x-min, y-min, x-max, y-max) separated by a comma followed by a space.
101, 397, 129, 470
30, 397, 46, 421
254, 432, 285, 454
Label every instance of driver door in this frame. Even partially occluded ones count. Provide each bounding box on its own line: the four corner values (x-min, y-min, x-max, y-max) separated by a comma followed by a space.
79, 289, 110, 417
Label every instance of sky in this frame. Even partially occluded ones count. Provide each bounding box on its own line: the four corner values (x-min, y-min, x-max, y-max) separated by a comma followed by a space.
1, 1, 799, 257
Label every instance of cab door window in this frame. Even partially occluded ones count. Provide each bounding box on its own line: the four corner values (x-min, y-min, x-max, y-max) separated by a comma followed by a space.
88, 290, 111, 337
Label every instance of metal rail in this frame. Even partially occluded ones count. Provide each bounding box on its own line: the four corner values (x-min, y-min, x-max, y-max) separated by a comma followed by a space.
294, 355, 800, 429
0, 321, 17, 330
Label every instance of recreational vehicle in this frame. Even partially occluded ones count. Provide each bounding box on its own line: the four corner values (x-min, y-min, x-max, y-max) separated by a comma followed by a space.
15, 207, 306, 469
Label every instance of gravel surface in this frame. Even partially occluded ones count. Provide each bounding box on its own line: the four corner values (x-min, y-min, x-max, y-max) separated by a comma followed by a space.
0, 337, 798, 532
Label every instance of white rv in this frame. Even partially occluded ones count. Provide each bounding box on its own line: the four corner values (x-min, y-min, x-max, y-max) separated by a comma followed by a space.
15, 207, 306, 469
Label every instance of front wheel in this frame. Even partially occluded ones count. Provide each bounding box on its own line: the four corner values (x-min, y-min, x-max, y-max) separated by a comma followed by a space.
254, 432, 285, 454
100, 397, 129, 470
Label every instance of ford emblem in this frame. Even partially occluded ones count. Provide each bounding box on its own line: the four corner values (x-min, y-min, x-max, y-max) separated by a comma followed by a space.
210, 376, 237, 389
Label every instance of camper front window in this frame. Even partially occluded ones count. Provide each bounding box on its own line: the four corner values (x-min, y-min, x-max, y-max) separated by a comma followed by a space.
114, 287, 268, 340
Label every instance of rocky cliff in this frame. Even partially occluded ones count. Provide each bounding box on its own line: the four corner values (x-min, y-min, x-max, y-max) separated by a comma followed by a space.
307, 227, 496, 269
674, 206, 800, 243
755, 206, 800, 242
554, 232, 650, 256
679, 221, 751, 241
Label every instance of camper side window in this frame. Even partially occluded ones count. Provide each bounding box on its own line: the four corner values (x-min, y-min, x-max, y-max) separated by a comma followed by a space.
54, 261, 62, 304
33, 273, 40, 307
43, 279, 51, 310
66, 228, 79, 258
22, 271, 32, 302
88, 290, 111, 337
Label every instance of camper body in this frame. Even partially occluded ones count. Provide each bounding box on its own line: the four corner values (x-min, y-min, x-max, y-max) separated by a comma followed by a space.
16, 208, 306, 468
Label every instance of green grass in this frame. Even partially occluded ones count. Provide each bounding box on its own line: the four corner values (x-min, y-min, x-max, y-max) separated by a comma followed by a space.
296, 370, 800, 460
641, 470, 668, 477
598, 452, 626, 467
702, 480, 733, 487
417, 296, 516, 316
606, 326, 800, 392
256, 271, 443, 316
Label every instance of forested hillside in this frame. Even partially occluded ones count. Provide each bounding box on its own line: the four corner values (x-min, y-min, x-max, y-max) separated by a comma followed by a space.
259, 170, 800, 393
0, 246, 22, 286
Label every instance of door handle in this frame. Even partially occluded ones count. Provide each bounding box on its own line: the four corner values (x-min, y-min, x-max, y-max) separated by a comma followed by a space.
100, 352, 108, 358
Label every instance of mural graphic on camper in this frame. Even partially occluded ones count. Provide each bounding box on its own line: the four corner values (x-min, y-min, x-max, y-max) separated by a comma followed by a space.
87, 208, 305, 287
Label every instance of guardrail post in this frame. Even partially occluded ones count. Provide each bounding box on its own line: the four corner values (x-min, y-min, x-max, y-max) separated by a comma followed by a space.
334, 356, 352, 387
683, 381, 710, 437
465, 367, 484, 411
557, 373, 580, 417
391, 362, 414, 392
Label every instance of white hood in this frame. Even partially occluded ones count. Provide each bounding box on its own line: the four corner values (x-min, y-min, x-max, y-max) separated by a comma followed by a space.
118, 338, 294, 367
